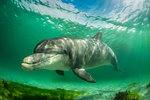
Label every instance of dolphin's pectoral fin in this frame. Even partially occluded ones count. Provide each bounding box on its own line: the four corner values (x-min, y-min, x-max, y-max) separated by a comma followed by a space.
56, 70, 64, 76
72, 68, 96, 83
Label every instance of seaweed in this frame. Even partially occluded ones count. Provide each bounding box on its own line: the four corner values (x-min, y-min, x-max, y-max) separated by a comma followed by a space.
114, 91, 140, 100
2, 80, 8, 90
0, 79, 88, 100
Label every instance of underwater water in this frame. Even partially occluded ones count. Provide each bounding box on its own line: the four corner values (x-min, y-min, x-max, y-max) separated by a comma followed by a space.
0, 0, 150, 99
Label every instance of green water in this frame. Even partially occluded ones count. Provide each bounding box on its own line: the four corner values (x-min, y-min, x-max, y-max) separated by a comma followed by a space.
0, 0, 150, 99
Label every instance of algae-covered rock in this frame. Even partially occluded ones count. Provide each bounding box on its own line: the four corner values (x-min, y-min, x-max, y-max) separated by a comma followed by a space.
114, 91, 140, 100
0, 79, 87, 100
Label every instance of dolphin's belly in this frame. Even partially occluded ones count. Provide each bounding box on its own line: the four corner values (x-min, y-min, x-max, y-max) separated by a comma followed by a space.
85, 58, 109, 69
40, 54, 71, 71
86, 62, 109, 69
42, 62, 71, 71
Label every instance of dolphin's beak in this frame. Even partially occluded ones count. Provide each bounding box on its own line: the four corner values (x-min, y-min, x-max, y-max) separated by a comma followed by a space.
21, 53, 56, 71
21, 54, 39, 71
21, 62, 35, 71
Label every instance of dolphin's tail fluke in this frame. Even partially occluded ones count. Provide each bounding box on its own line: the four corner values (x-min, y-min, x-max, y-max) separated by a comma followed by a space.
111, 55, 119, 71
113, 64, 119, 71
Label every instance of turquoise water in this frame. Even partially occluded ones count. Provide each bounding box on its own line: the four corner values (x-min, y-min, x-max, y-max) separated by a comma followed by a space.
0, 0, 150, 99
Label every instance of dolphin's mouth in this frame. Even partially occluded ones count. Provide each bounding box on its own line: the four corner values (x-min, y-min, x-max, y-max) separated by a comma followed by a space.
22, 59, 41, 68
22, 60, 39, 65
21, 53, 46, 71
21, 63, 35, 71
22, 59, 44, 71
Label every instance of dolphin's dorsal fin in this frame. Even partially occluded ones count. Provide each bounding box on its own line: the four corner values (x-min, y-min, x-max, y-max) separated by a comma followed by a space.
92, 32, 102, 40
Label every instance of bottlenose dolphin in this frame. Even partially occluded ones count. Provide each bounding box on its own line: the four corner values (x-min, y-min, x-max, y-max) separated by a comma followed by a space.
22, 32, 118, 83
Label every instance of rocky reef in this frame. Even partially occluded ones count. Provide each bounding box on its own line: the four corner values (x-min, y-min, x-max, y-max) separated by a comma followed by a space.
114, 91, 140, 100
0, 79, 87, 100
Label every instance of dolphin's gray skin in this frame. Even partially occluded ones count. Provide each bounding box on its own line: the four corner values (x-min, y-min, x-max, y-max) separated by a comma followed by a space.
22, 32, 118, 83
